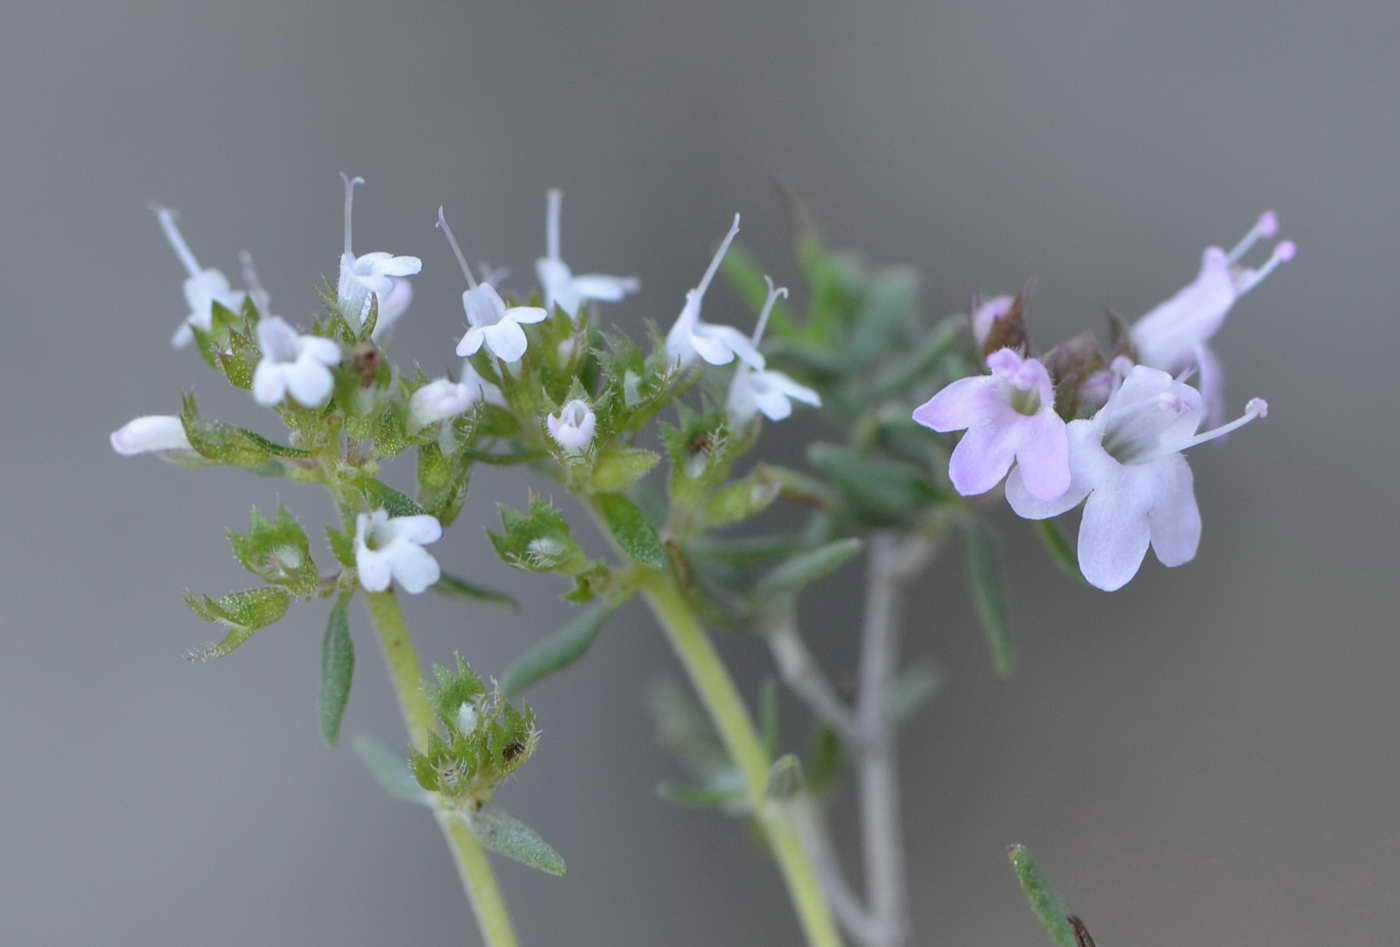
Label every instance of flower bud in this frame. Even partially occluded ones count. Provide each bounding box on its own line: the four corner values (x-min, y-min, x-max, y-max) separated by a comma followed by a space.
546, 399, 597, 451
110, 415, 193, 456
409, 379, 477, 430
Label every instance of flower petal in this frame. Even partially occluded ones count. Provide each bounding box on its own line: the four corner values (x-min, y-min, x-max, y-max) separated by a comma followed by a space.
483, 320, 528, 363
1014, 411, 1072, 501
506, 305, 548, 325
463, 285, 507, 328
301, 335, 343, 366
389, 543, 442, 595
912, 376, 997, 433
356, 549, 393, 593
1005, 419, 1100, 519
456, 327, 485, 357
947, 422, 1017, 496
252, 361, 286, 406
1077, 470, 1153, 591
287, 361, 333, 407
571, 274, 639, 302
391, 515, 443, 546
1146, 455, 1201, 567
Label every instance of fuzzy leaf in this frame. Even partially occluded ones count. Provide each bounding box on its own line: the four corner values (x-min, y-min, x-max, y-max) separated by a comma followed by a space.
326, 525, 356, 568
1007, 845, 1079, 947
467, 807, 567, 876
962, 522, 1013, 677
227, 506, 318, 596
185, 586, 291, 658
319, 595, 354, 746
806, 443, 941, 525
353, 736, 428, 802
590, 447, 661, 493
705, 471, 781, 529
596, 493, 665, 570
361, 479, 426, 517
432, 573, 518, 611
502, 600, 620, 696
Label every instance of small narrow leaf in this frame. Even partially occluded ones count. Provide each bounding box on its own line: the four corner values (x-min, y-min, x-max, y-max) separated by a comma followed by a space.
883, 662, 944, 724
766, 753, 805, 800
657, 781, 748, 809
353, 736, 428, 803
502, 600, 620, 696
962, 522, 1013, 677
319, 595, 354, 746
596, 493, 665, 570
1007, 845, 1079, 947
432, 573, 518, 611
1034, 520, 1087, 584
753, 537, 863, 600
468, 806, 567, 876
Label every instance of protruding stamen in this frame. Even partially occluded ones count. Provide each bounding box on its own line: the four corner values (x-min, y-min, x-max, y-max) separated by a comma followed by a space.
436, 206, 478, 289
1227, 210, 1280, 264
340, 172, 364, 255
546, 188, 562, 262
1236, 241, 1296, 296
239, 250, 270, 311
693, 214, 741, 300
1178, 397, 1269, 450
751, 275, 788, 344
150, 204, 201, 276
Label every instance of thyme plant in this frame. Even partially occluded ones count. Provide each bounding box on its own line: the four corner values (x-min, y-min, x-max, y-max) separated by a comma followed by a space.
111, 178, 1292, 946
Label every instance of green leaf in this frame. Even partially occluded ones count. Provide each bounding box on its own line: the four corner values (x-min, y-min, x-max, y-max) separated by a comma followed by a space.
849, 265, 919, 364
185, 587, 291, 658
353, 736, 427, 802
806, 723, 844, 794
1034, 520, 1086, 584
705, 471, 782, 529
883, 662, 944, 725
806, 443, 941, 525
179, 394, 311, 467
326, 525, 356, 568
766, 753, 805, 800
656, 781, 747, 809
502, 600, 620, 696
488, 498, 589, 574
467, 807, 566, 876
431, 573, 518, 611
962, 522, 1013, 677
319, 595, 354, 746
753, 537, 864, 601
590, 447, 661, 493
227, 506, 318, 596
1007, 845, 1079, 947
416, 442, 472, 527
596, 493, 665, 570
361, 479, 426, 517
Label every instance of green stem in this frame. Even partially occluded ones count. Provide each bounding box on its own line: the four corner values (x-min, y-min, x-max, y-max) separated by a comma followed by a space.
363, 590, 520, 947
637, 571, 845, 947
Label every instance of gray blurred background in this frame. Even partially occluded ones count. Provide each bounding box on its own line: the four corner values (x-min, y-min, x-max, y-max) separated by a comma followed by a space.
2, 0, 1397, 944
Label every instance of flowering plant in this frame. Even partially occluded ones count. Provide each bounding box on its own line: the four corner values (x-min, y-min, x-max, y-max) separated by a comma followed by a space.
111, 178, 1291, 946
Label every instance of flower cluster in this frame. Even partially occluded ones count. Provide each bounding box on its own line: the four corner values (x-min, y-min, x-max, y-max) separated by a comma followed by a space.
914, 213, 1293, 590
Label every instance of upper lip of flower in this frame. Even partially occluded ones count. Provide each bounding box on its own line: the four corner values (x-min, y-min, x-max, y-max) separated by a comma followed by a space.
664, 214, 767, 370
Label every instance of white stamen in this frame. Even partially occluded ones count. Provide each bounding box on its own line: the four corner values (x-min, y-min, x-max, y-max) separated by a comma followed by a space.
1235, 241, 1296, 296
751, 276, 788, 345
694, 214, 741, 299
151, 204, 201, 276
339, 172, 364, 256
1177, 397, 1269, 451
239, 250, 269, 311
1226, 210, 1279, 265
546, 188, 562, 262
436, 206, 478, 289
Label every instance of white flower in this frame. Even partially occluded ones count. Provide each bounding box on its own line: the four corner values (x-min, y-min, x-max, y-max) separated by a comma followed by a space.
1005, 365, 1268, 591
437, 207, 548, 363
335, 174, 423, 340
546, 398, 598, 451
252, 316, 341, 407
409, 378, 478, 430
354, 510, 443, 594
110, 415, 194, 456
152, 205, 247, 349
1130, 212, 1295, 422
727, 278, 821, 423
664, 214, 766, 370
535, 188, 639, 319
